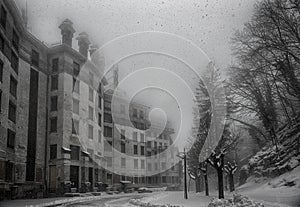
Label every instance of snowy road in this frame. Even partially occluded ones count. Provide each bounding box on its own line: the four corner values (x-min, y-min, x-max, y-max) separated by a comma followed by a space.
67, 194, 145, 207
0, 193, 148, 207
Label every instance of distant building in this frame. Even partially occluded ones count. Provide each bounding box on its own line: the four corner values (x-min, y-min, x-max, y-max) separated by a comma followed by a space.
102, 70, 182, 189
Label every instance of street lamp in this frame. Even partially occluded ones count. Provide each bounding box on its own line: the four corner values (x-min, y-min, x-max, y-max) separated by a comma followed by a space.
177, 148, 188, 200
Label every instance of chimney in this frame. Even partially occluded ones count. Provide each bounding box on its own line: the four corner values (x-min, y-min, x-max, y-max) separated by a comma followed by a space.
76, 32, 90, 58
59, 19, 75, 47
89, 44, 99, 57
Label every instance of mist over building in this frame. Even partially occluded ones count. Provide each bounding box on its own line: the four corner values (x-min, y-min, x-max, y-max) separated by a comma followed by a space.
0, 0, 181, 198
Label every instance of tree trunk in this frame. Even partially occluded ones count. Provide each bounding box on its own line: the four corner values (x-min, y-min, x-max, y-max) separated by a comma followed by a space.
204, 173, 209, 196
224, 174, 228, 191
217, 167, 224, 199
195, 176, 201, 193
200, 175, 203, 192
229, 173, 235, 192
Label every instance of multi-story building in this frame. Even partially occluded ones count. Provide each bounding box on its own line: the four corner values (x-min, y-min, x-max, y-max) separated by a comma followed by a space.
102, 70, 182, 189
0, 0, 181, 199
0, 0, 48, 199
47, 21, 106, 195
0, 0, 107, 198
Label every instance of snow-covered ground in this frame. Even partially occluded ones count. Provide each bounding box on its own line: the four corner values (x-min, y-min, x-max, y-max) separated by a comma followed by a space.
130, 191, 211, 207
126, 166, 300, 207
0, 193, 143, 207
1, 166, 299, 207
236, 166, 300, 207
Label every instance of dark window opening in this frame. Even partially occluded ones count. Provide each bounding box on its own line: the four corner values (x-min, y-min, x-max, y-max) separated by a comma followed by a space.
7, 129, 15, 149
5, 162, 13, 182
0, 35, 4, 52
72, 119, 79, 135
8, 101, 16, 123
11, 51, 18, 73
10, 75, 17, 98
50, 117, 57, 132
70, 145, 80, 160
98, 113, 101, 127
98, 83, 101, 94
133, 108, 137, 117
50, 144, 57, 160
51, 75, 58, 91
104, 112, 112, 123
121, 142, 126, 153
141, 146, 145, 155
133, 145, 138, 155
50, 96, 58, 111
104, 126, 112, 137
0, 60, 3, 82
52, 58, 59, 72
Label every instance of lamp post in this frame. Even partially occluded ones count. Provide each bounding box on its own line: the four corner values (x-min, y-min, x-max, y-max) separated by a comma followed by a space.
177, 148, 188, 199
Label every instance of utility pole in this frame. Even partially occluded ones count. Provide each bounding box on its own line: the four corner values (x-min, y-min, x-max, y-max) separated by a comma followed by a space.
177, 148, 188, 200
183, 148, 188, 199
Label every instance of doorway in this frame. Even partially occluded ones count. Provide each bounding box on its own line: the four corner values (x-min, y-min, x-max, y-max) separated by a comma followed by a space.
70, 166, 79, 190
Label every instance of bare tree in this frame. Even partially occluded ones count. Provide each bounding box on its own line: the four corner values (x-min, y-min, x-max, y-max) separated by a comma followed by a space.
228, 0, 300, 153
224, 161, 237, 192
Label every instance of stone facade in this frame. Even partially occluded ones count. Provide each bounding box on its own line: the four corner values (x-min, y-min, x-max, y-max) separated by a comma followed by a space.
0, 0, 181, 199
0, 0, 49, 199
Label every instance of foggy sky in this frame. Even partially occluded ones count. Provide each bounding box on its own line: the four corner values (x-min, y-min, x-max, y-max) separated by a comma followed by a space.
15, 0, 257, 150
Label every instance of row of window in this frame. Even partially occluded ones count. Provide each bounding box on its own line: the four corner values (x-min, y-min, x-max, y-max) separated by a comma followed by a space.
2, 4, 41, 68
49, 101, 102, 135
51, 59, 100, 92
72, 118, 102, 143
0, 34, 18, 74
103, 141, 147, 155
132, 131, 145, 142
147, 141, 168, 148
73, 98, 102, 125
132, 108, 144, 119
6, 70, 18, 124
50, 144, 100, 161
106, 128, 145, 142
105, 157, 169, 171
133, 145, 145, 155
49, 116, 102, 143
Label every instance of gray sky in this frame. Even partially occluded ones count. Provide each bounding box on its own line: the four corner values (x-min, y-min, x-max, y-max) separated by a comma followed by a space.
16, 0, 256, 67
16, 0, 257, 150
